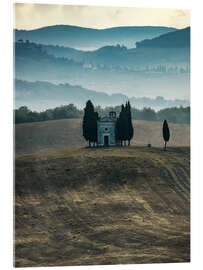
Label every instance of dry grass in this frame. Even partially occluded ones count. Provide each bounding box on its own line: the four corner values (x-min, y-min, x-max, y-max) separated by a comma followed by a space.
15, 146, 190, 267
15, 119, 190, 155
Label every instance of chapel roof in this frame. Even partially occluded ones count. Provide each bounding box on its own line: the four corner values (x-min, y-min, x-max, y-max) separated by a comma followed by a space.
98, 116, 116, 122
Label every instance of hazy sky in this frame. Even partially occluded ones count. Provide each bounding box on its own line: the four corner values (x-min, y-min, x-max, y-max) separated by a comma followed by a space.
14, 3, 190, 30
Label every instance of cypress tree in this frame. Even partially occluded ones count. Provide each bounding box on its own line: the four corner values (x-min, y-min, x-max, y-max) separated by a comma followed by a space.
162, 120, 170, 150
92, 111, 98, 146
82, 100, 98, 147
117, 104, 128, 146
126, 101, 134, 145
116, 105, 122, 146
116, 111, 121, 145
118, 104, 125, 146
123, 103, 129, 145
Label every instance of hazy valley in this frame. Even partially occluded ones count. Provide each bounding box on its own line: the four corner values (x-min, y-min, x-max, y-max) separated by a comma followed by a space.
14, 26, 190, 110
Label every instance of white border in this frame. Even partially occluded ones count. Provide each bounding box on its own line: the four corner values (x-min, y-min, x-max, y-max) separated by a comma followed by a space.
1, 0, 203, 269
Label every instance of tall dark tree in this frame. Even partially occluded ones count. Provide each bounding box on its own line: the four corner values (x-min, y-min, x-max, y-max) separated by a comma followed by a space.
117, 103, 134, 146
92, 111, 99, 146
122, 104, 129, 146
116, 107, 121, 145
82, 100, 98, 147
126, 101, 134, 145
117, 104, 126, 146
115, 108, 121, 145
162, 120, 170, 150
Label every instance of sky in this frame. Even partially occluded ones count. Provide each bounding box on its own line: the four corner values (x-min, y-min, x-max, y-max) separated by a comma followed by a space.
14, 3, 190, 30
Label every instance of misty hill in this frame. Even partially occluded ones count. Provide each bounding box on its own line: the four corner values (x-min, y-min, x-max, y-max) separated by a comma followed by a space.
14, 41, 84, 79
37, 27, 190, 69
15, 39, 190, 74
39, 34, 190, 67
78, 27, 190, 66
14, 38, 190, 100
14, 25, 176, 49
15, 79, 128, 110
40, 44, 83, 59
136, 27, 190, 48
15, 79, 189, 111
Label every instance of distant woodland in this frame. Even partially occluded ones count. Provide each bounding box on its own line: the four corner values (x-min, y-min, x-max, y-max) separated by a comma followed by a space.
15, 105, 190, 125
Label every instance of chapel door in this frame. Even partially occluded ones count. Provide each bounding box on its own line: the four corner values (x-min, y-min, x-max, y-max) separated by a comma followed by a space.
104, 135, 109, 146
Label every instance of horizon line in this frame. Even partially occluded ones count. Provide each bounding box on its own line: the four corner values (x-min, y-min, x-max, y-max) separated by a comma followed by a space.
14, 23, 190, 31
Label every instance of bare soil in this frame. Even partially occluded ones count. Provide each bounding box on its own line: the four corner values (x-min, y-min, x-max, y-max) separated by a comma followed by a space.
15, 146, 190, 267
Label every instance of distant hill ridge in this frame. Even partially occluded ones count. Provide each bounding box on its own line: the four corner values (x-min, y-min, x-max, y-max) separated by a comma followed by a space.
136, 27, 190, 48
14, 36, 190, 102
14, 25, 177, 49
14, 25, 190, 104
15, 79, 189, 111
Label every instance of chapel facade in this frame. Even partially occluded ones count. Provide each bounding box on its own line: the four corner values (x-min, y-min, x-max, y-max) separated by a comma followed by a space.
97, 111, 117, 146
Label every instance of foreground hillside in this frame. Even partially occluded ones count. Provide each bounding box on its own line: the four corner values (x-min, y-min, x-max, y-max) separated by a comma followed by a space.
15, 147, 190, 267
15, 119, 190, 155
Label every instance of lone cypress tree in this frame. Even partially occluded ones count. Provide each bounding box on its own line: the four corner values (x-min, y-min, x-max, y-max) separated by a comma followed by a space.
162, 120, 170, 150
82, 100, 98, 147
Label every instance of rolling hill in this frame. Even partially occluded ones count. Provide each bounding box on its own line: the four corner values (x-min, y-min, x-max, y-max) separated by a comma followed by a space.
14, 25, 176, 49
136, 27, 190, 48
14, 79, 128, 110
15, 146, 190, 267
15, 79, 189, 111
39, 27, 190, 66
14, 25, 190, 101
16, 27, 190, 68
15, 118, 190, 155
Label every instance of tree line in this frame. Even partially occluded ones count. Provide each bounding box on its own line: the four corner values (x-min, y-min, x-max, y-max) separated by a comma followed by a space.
14, 104, 190, 125
14, 104, 83, 124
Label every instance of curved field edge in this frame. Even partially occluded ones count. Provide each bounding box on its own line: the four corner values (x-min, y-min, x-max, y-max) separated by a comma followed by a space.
15, 146, 190, 267
15, 119, 190, 155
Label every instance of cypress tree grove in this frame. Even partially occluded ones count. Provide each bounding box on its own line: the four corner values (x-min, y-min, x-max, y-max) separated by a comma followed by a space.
162, 120, 170, 150
82, 100, 98, 147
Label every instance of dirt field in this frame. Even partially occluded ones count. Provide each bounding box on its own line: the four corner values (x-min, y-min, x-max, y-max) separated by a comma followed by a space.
15, 119, 190, 155
15, 146, 190, 267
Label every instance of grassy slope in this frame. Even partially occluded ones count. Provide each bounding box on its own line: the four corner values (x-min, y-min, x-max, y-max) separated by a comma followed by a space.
15, 119, 190, 155
15, 146, 190, 267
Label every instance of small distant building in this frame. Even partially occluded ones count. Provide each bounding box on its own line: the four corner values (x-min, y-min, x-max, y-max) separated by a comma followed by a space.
97, 111, 117, 146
